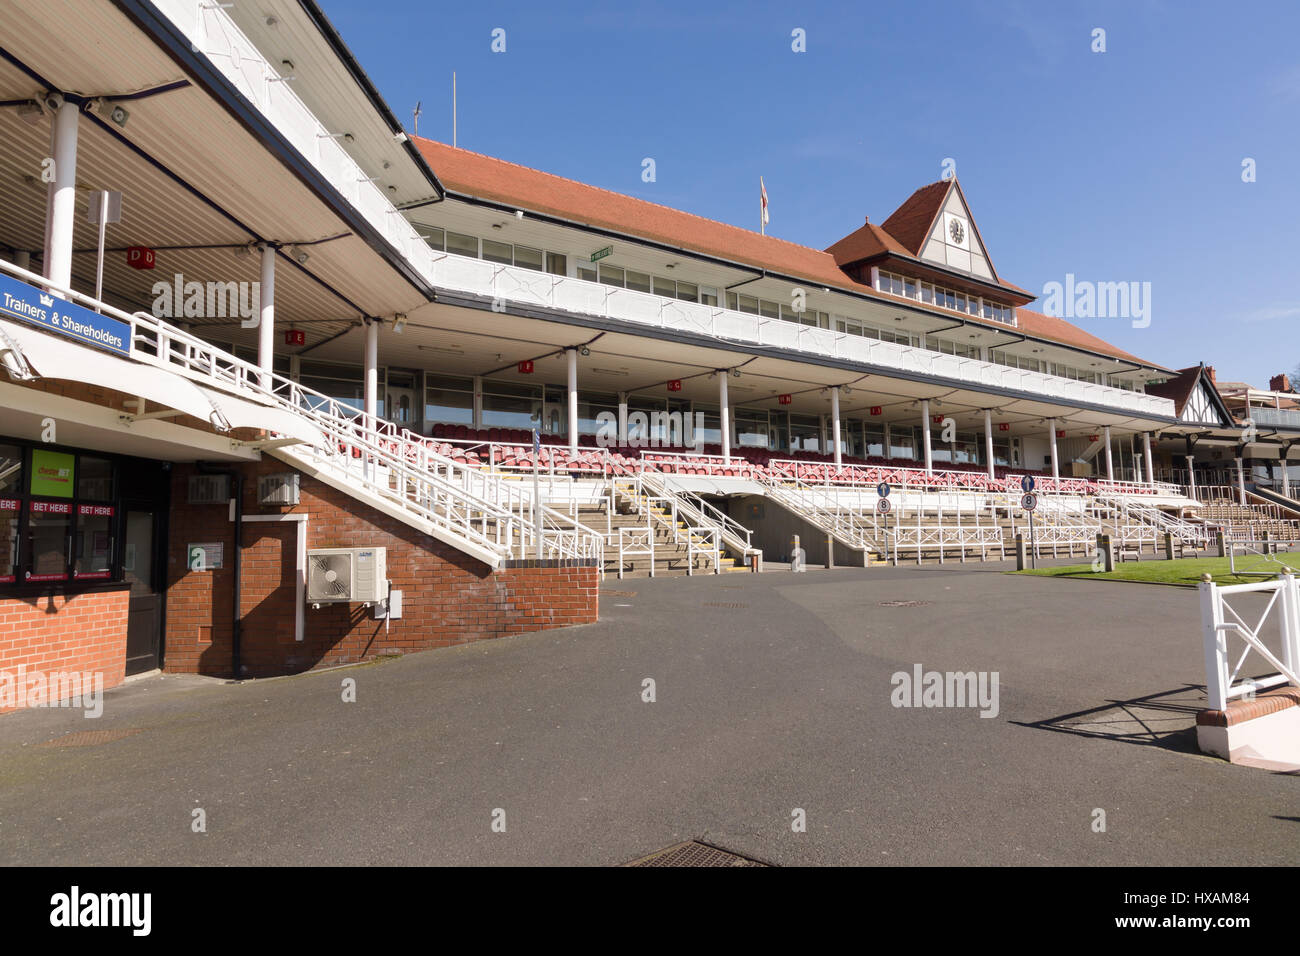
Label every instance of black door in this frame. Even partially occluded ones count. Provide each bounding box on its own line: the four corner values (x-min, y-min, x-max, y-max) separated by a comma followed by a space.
123, 508, 161, 674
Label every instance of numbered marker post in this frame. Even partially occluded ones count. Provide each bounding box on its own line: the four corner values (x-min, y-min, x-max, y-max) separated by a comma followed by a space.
1021, 492, 1038, 569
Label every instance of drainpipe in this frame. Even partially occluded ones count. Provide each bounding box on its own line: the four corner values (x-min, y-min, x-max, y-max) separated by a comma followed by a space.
198, 463, 243, 679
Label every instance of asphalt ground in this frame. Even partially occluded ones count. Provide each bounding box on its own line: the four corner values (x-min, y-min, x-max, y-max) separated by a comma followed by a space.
0, 563, 1295, 866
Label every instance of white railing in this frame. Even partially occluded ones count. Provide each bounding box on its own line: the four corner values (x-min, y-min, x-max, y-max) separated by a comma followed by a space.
423, 253, 1177, 419
637, 469, 756, 559
1199, 571, 1300, 711
0, 261, 601, 566
617, 527, 655, 580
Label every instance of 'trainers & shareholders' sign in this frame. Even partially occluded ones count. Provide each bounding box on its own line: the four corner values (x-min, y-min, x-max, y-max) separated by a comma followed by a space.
0, 273, 131, 356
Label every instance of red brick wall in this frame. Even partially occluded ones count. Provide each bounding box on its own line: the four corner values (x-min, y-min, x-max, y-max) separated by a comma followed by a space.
166, 458, 599, 677
0, 588, 129, 713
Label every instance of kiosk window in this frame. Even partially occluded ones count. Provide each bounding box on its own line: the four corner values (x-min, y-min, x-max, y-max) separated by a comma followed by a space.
74, 504, 114, 580
26, 501, 71, 582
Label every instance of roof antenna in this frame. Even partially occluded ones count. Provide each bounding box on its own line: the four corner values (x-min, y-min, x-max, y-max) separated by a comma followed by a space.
452, 72, 457, 148
412, 100, 421, 136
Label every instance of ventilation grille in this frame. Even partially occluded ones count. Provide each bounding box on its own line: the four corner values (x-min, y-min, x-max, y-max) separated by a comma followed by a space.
258, 473, 300, 506
187, 474, 230, 505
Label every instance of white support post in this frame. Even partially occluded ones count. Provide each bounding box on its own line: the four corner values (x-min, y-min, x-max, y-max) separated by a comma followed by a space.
1143, 432, 1154, 487
831, 387, 842, 467
258, 243, 275, 387
567, 348, 578, 456
1104, 426, 1114, 481
1281, 456, 1292, 499
1235, 457, 1246, 506
1186, 455, 1197, 501
44, 99, 80, 295
921, 400, 933, 474
617, 391, 628, 448
983, 409, 994, 480
1199, 579, 1228, 711
1048, 419, 1059, 482
364, 319, 378, 433
472, 375, 483, 430
719, 372, 731, 465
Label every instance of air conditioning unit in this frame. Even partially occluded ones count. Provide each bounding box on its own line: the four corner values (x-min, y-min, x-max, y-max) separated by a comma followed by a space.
188, 474, 230, 504
258, 473, 300, 505
306, 547, 387, 605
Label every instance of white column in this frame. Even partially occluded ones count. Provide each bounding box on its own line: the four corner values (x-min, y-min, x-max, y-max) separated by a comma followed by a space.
258, 243, 275, 386
719, 372, 731, 464
1103, 426, 1114, 481
617, 391, 628, 448
567, 348, 578, 455
44, 99, 80, 295
1282, 456, 1292, 499
831, 387, 842, 466
1048, 419, 1059, 482
1235, 457, 1246, 506
921, 400, 933, 473
1185, 454, 1197, 501
983, 409, 994, 480
472, 375, 483, 430
364, 319, 378, 433
1143, 432, 1154, 487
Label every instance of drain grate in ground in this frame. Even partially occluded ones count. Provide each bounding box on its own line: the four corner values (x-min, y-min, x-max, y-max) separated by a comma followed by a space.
703, 601, 747, 609
624, 841, 767, 867
602, 589, 637, 597
878, 600, 930, 608
38, 728, 143, 748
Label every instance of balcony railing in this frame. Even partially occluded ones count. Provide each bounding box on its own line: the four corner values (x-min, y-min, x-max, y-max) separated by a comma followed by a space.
423, 252, 1176, 419
1249, 407, 1300, 429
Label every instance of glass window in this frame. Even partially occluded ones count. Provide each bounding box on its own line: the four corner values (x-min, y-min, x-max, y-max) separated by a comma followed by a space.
577, 263, 596, 282
420, 226, 445, 250
904, 279, 917, 298
889, 424, 916, 460
759, 300, 779, 319
74, 504, 113, 580
0, 496, 17, 582
546, 252, 567, 276
513, 245, 543, 271
424, 388, 472, 426
446, 231, 478, 258
26, 500, 71, 582
700, 287, 718, 307
675, 281, 698, 302
735, 408, 769, 448
482, 394, 538, 430
78, 456, 113, 500
652, 276, 676, 298
738, 295, 760, 315
625, 270, 652, 294
482, 238, 513, 265
0, 443, 21, 495
598, 264, 625, 287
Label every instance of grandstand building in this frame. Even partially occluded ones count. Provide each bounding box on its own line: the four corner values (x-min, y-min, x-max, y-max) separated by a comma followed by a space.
0, 0, 1296, 706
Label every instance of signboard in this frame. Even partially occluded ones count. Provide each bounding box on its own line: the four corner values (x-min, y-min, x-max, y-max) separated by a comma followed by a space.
998, 422, 1010, 432
933, 415, 945, 425
667, 379, 682, 392
1055, 430, 1066, 439
869, 406, 882, 416
876, 482, 891, 498
1088, 434, 1100, 443
1020, 475, 1036, 493
126, 246, 156, 270
876, 498, 892, 514
778, 394, 792, 405
187, 542, 224, 571
517, 360, 534, 374
1021, 493, 1038, 511
30, 450, 75, 498
589, 246, 613, 263
0, 272, 131, 356
284, 329, 306, 346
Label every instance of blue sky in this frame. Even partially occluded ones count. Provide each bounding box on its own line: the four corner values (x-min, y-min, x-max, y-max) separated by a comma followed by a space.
323, 0, 1300, 387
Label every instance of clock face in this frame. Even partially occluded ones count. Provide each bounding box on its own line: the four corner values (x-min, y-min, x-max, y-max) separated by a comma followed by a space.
948, 218, 966, 244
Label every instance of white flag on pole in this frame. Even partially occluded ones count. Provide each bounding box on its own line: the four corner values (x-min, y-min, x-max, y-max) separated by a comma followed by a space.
760, 177, 770, 231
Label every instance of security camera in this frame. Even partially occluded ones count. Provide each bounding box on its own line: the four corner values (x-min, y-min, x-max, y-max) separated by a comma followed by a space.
109, 105, 129, 128
43, 92, 63, 112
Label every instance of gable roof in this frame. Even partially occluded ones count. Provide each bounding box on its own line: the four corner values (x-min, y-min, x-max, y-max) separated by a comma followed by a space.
880, 180, 952, 256
1145, 365, 1234, 424
414, 137, 1164, 371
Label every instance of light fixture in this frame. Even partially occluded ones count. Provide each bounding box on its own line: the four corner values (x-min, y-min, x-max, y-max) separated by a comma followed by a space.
107, 103, 129, 128
392, 313, 407, 334
418, 344, 463, 355
491, 222, 504, 230
579, 345, 590, 356
731, 368, 741, 378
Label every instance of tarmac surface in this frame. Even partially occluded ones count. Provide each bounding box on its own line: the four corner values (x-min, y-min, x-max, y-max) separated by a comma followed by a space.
1, 563, 1295, 866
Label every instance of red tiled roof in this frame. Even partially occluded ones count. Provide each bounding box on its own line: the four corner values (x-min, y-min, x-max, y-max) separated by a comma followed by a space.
414, 137, 1163, 369
880, 180, 951, 256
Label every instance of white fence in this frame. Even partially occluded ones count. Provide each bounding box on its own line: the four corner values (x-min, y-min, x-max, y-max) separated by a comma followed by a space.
1199, 572, 1300, 711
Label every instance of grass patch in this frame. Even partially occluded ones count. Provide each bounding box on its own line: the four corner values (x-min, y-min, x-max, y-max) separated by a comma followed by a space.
1016, 554, 1300, 587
